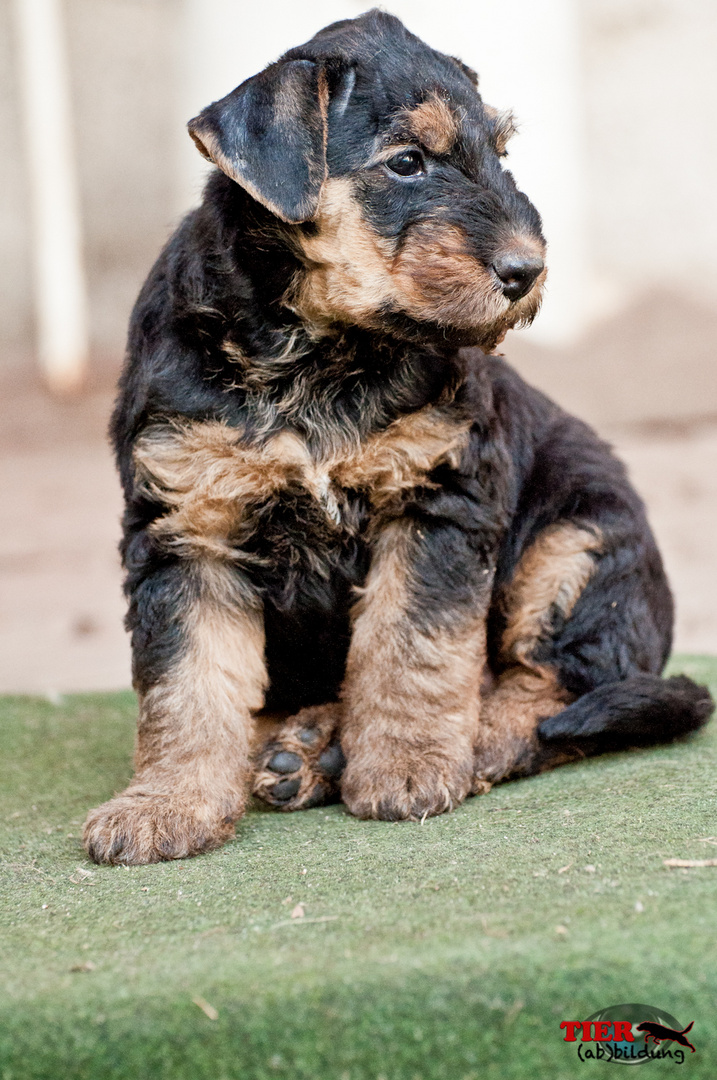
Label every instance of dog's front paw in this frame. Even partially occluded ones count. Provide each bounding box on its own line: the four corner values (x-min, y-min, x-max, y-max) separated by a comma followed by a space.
83, 791, 238, 865
340, 737, 473, 821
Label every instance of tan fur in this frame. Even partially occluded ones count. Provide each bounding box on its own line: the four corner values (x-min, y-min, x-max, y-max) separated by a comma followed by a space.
403, 94, 459, 155
83, 561, 267, 863
292, 178, 399, 328
222, 339, 249, 367
499, 523, 603, 669
340, 522, 487, 820
134, 423, 309, 560
393, 222, 508, 329
394, 224, 545, 338
292, 178, 545, 346
317, 68, 330, 161
472, 523, 603, 787
133, 409, 471, 553
331, 408, 471, 515
472, 666, 573, 788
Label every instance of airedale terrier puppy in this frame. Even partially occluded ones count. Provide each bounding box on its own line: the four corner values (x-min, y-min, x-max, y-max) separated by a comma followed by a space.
84, 11, 713, 864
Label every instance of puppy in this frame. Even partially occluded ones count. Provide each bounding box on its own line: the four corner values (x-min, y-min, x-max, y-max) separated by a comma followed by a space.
84, 10, 712, 864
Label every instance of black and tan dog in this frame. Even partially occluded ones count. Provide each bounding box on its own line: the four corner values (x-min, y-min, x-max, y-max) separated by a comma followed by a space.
84, 11, 713, 864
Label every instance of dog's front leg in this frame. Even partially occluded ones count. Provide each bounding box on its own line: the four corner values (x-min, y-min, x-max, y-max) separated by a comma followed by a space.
340, 519, 490, 820
84, 558, 267, 864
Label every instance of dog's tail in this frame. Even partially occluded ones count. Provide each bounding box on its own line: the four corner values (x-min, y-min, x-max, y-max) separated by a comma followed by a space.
538, 673, 713, 753
680, 1021, 694, 1035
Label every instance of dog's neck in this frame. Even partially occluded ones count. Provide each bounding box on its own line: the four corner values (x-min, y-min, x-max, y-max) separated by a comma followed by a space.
234, 325, 463, 451
184, 174, 468, 449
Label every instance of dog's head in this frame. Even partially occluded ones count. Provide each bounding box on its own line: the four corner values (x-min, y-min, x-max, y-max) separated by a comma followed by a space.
188, 10, 546, 350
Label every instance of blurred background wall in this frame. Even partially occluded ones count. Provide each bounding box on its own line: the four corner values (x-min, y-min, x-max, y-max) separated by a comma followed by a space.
1, 0, 716, 692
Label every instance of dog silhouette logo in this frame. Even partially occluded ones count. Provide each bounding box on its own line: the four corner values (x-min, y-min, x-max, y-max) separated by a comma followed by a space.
636, 1020, 696, 1053
561, 1003, 695, 1064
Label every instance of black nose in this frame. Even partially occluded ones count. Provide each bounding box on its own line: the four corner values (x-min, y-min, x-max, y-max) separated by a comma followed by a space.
492, 252, 544, 302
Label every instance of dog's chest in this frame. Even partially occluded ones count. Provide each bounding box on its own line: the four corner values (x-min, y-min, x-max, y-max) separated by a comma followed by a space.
311, 467, 342, 523
132, 410, 470, 561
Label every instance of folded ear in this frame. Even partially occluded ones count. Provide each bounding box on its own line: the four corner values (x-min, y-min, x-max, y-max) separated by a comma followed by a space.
188, 59, 328, 224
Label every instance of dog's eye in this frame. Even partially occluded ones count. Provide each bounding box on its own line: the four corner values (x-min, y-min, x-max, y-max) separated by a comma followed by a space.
385, 150, 425, 177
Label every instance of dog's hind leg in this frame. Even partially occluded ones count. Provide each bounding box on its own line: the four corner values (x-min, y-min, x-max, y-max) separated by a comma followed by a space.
472, 667, 576, 791
472, 523, 599, 788
252, 703, 345, 810
473, 516, 712, 789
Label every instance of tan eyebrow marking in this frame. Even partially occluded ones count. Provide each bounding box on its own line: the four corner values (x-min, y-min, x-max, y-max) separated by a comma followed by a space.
403, 93, 459, 156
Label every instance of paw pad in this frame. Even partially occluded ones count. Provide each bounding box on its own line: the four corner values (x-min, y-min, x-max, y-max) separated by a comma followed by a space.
267, 751, 302, 774
317, 744, 345, 777
269, 777, 301, 802
298, 728, 319, 745
253, 706, 344, 811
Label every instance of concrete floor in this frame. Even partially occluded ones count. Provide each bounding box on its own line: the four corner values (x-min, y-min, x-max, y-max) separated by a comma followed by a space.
2, 373, 716, 695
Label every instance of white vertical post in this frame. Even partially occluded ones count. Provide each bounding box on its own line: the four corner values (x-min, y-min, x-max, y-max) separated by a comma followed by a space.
12, 0, 89, 393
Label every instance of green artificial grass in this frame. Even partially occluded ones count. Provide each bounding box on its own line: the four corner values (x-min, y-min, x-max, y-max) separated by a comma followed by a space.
1, 656, 716, 1080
